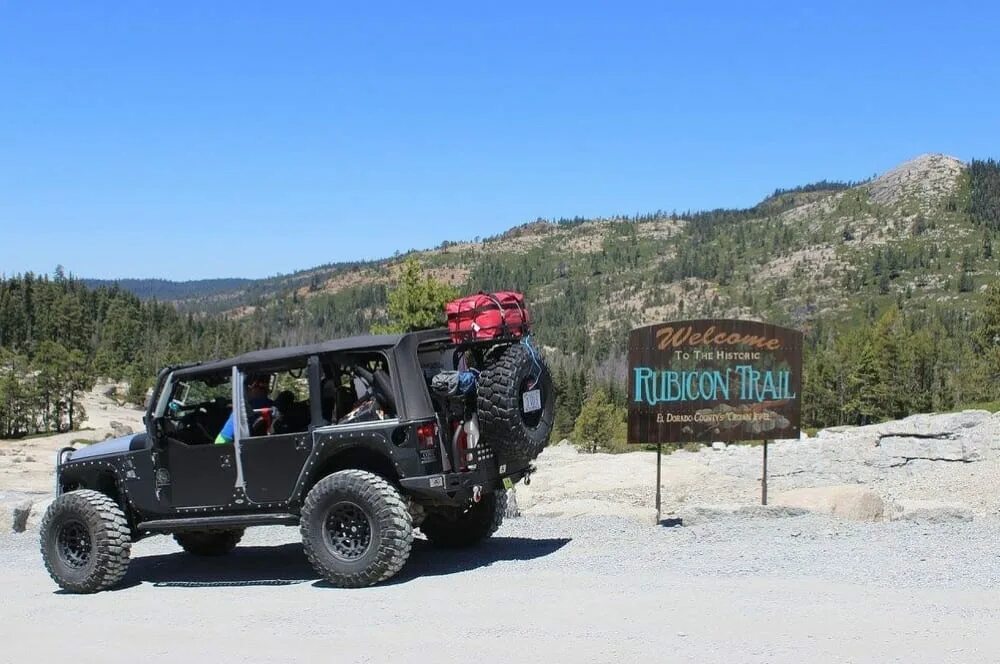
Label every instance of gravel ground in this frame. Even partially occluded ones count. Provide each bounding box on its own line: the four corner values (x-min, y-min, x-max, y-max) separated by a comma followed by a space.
2, 514, 999, 664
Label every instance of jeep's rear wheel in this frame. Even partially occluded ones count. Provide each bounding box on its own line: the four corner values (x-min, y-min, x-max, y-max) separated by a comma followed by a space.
300, 470, 413, 587
173, 529, 244, 556
40, 490, 132, 593
420, 490, 506, 548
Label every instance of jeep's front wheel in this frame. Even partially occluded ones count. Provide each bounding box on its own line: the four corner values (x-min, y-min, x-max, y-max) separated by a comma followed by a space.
300, 470, 413, 587
40, 490, 132, 593
173, 529, 244, 556
420, 490, 506, 548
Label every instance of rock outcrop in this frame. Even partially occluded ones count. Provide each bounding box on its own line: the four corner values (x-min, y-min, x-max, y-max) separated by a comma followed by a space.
772, 486, 885, 522
109, 421, 134, 438
867, 153, 965, 211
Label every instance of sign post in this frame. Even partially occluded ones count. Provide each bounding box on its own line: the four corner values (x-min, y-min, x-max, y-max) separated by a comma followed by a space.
627, 319, 803, 518
655, 443, 662, 522
762, 440, 768, 505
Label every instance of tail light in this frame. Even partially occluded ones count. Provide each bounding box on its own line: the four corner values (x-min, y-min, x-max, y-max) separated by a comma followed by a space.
417, 422, 438, 450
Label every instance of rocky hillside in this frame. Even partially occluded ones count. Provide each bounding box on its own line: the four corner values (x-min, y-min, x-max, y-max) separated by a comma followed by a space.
104, 154, 993, 349
514, 409, 1000, 525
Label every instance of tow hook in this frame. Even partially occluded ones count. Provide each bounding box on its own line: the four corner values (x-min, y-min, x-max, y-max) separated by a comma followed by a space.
472, 485, 483, 503
524, 464, 535, 486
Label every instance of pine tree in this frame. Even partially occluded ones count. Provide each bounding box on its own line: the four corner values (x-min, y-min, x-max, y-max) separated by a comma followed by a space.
976, 281, 1000, 381
571, 388, 627, 453
34, 341, 70, 432
373, 258, 458, 333
803, 348, 842, 427
871, 307, 911, 419
843, 340, 883, 425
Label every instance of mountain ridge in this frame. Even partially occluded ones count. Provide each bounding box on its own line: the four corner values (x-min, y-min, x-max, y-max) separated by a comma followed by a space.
80, 152, 991, 350
78, 160, 911, 304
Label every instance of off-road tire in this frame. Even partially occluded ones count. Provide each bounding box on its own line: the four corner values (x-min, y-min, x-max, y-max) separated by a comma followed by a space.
40, 490, 132, 593
300, 470, 413, 587
420, 490, 506, 548
477, 343, 555, 465
173, 529, 244, 556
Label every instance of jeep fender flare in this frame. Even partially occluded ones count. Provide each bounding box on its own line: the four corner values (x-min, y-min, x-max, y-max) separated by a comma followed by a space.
56, 460, 132, 526
292, 431, 404, 503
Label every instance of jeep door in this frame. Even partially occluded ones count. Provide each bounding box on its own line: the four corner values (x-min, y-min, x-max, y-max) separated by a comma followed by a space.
237, 359, 319, 503
153, 370, 240, 510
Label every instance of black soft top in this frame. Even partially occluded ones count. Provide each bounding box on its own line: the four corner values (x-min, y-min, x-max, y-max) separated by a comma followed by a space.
168, 329, 453, 422
171, 330, 451, 379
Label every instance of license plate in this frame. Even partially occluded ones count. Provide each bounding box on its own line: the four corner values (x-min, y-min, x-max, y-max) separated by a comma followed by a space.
522, 389, 542, 413
502, 477, 514, 491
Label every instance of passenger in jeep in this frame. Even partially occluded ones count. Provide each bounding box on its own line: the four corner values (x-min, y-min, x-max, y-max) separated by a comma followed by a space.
214, 373, 273, 444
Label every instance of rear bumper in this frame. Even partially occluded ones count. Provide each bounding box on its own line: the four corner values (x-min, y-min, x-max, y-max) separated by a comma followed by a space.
400, 466, 528, 505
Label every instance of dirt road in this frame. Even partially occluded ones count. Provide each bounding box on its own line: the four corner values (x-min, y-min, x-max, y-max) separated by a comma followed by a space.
3, 514, 999, 664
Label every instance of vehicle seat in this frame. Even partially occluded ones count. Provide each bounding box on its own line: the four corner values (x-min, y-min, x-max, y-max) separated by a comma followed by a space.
320, 379, 338, 424
271, 390, 292, 432
335, 383, 358, 421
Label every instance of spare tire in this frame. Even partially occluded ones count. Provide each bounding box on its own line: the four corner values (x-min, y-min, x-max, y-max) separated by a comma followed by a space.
477, 342, 554, 466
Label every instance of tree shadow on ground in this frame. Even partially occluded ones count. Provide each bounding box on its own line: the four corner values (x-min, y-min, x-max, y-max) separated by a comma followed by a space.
113, 536, 571, 590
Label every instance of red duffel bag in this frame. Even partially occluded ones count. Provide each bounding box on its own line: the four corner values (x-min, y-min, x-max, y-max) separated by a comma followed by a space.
445, 291, 531, 343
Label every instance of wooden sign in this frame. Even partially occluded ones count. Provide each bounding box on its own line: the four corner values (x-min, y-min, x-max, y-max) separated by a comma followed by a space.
628, 319, 803, 444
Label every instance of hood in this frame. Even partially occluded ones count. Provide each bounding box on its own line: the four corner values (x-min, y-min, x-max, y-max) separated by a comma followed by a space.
69, 434, 138, 461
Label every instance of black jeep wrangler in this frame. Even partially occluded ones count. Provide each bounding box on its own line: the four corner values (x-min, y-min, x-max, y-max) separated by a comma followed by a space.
40, 329, 554, 592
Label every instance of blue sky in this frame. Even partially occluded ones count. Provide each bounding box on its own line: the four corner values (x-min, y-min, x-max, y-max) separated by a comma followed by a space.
1, 1, 998, 280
